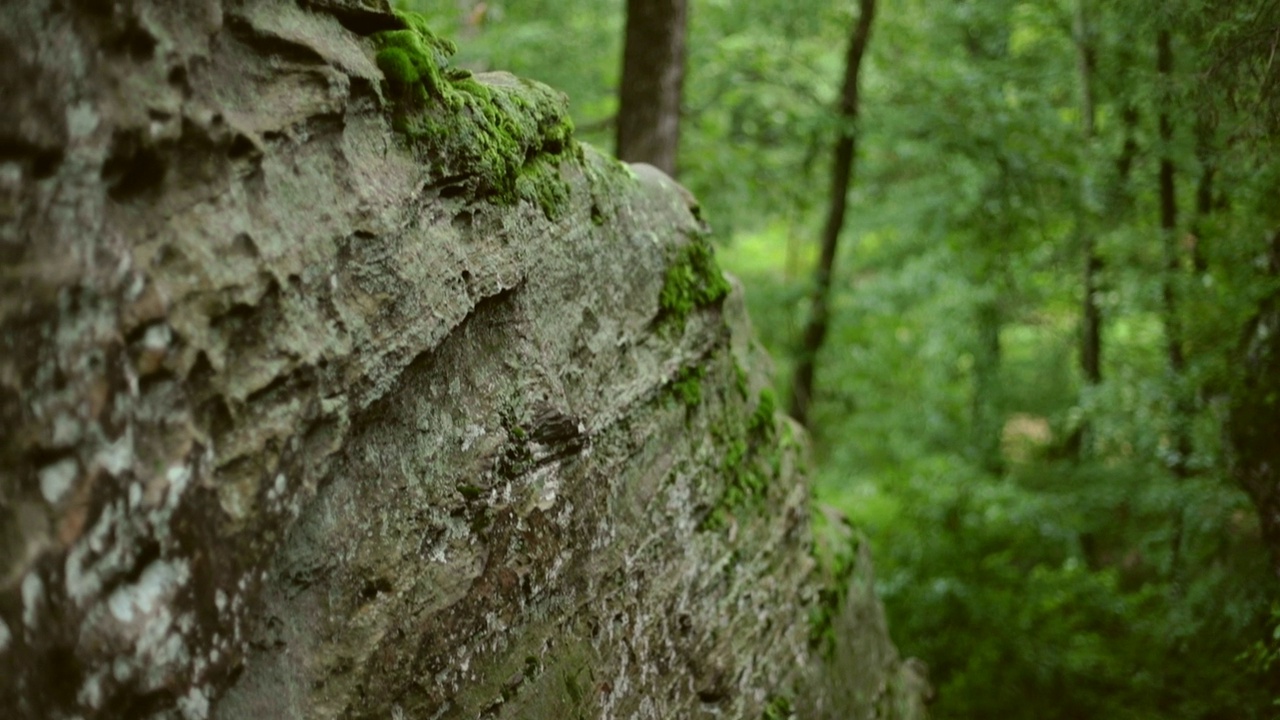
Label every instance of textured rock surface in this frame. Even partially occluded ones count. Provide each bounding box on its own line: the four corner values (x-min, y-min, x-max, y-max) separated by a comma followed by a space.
0, 1, 927, 718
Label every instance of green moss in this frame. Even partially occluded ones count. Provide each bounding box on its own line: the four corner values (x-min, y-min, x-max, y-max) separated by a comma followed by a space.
699, 373, 785, 532
457, 483, 484, 501
670, 366, 705, 410
658, 235, 731, 333
563, 670, 584, 705
748, 388, 776, 437
733, 361, 750, 399
516, 157, 571, 220
762, 694, 795, 720
371, 10, 578, 219
374, 25, 456, 107
376, 47, 418, 88
451, 75, 492, 102
808, 525, 860, 659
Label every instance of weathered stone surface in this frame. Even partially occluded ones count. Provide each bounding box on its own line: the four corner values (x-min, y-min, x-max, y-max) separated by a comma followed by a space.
0, 1, 927, 718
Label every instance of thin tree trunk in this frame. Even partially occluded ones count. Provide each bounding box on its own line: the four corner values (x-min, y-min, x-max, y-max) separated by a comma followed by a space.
1191, 116, 1215, 274
616, 0, 688, 177
1112, 105, 1139, 212
1069, 0, 1102, 457
1229, 229, 1280, 577
972, 293, 1004, 474
1157, 28, 1190, 480
1157, 27, 1194, 591
789, 0, 877, 426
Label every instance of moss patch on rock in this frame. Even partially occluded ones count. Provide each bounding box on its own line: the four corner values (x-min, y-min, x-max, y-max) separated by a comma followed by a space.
372, 10, 578, 218
657, 233, 732, 334
808, 526, 860, 659
670, 365, 706, 411
700, 387, 785, 532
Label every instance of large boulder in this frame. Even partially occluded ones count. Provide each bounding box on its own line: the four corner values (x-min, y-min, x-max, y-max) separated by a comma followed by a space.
0, 1, 927, 717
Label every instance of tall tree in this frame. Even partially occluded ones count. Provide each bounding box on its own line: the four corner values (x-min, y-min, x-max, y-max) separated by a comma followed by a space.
616, 0, 688, 176
1157, 27, 1192, 481
790, 0, 877, 426
1067, 0, 1102, 458
1230, 229, 1280, 576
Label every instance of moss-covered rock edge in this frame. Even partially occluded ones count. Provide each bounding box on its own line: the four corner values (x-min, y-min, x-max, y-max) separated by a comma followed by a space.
372, 10, 580, 218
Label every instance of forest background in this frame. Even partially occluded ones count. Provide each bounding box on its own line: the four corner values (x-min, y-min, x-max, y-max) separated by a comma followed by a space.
397, 0, 1280, 717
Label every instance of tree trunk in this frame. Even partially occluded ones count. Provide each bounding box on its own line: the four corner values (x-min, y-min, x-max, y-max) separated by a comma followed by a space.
1191, 115, 1215, 273
972, 294, 1005, 474
616, 0, 688, 177
1069, 0, 1102, 457
1157, 28, 1191, 481
1229, 229, 1280, 577
1157, 27, 1195, 590
789, 0, 877, 426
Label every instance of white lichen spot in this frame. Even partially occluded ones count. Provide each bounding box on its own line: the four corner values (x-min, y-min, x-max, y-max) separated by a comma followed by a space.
38, 458, 78, 505
78, 669, 106, 710
141, 629, 190, 691
129, 482, 143, 510
165, 464, 192, 508
142, 323, 172, 351
528, 463, 561, 512
95, 429, 134, 476
178, 685, 209, 720
22, 572, 44, 628
267, 473, 286, 502
124, 359, 140, 397
219, 481, 251, 523
215, 589, 228, 613
52, 413, 83, 446
0, 161, 21, 187
67, 101, 100, 140
107, 559, 190, 624
0, 616, 11, 653
461, 424, 486, 451
548, 551, 568, 581
126, 273, 146, 303
64, 500, 121, 604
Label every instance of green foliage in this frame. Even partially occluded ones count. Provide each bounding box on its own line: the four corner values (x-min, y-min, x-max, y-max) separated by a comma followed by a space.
1240, 604, 1280, 681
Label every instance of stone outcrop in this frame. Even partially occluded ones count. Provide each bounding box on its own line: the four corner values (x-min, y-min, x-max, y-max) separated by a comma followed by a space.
0, 1, 927, 717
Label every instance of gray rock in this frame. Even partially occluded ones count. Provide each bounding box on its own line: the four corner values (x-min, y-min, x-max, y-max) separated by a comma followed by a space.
0, 1, 927, 717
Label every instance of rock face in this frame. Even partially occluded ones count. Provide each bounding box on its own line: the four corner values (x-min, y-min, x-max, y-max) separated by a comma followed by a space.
0, 1, 927, 718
